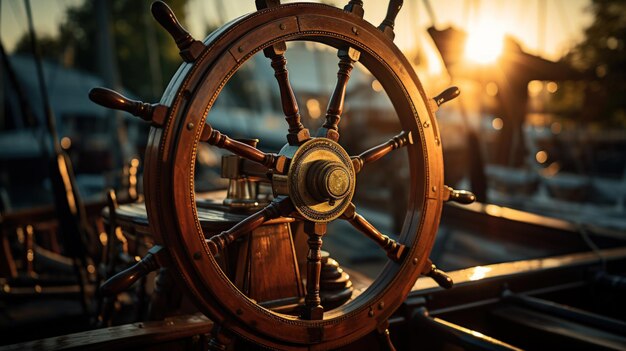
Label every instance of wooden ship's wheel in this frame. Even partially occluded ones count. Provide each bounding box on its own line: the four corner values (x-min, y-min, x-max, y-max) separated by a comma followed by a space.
90, 0, 475, 349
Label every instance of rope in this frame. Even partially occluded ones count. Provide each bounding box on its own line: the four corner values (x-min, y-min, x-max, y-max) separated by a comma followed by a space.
577, 222, 607, 271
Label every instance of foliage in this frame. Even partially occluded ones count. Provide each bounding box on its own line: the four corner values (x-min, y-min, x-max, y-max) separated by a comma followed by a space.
14, 0, 188, 100
565, 0, 626, 126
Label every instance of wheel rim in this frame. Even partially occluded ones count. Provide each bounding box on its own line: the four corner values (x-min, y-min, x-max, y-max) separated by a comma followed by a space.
144, 3, 444, 349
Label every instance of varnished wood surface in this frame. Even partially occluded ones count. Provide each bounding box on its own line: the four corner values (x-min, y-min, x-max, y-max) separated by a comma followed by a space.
245, 222, 304, 303
137, 1, 444, 349
0, 314, 212, 351
102, 202, 249, 235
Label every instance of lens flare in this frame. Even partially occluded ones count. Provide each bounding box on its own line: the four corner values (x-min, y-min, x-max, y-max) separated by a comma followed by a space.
465, 25, 504, 64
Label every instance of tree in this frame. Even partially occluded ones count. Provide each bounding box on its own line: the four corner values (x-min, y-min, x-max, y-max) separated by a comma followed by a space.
565, 0, 626, 126
14, 0, 189, 100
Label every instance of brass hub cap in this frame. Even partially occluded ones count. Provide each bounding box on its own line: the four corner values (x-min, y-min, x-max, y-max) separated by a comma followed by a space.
307, 160, 351, 201
279, 138, 355, 222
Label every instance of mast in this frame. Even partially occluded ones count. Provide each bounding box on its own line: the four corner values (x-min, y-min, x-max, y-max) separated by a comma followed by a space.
24, 0, 60, 154
24, 0, 91, 314
95, 0, 128, 172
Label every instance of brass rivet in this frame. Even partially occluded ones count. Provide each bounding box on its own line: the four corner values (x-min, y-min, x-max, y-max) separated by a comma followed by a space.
238, 46, 244, 53
378, 302, 385, 310
279, 23, 286, 30
424, 121, 430, 128
413, 258, 418, 265
193, 251, 201, 260
435, 138, 440, 146
368, 309, 374, 317
352, 26, 358, 34
187, 122, 194, 130
432, 186, 437, 192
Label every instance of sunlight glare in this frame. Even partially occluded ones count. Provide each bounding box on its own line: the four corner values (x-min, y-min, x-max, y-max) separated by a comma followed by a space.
469, 266, 492, 281
465, 25, 504, 64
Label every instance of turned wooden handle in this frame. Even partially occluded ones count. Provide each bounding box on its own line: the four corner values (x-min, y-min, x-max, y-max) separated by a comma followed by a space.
449, 189, 476, 204
89, 87, 153, 122
379, 0, 404, 38
100, 248, 161, 296
444, 185, 476, 204
434, 86, 460, 107
151, 1, 193, 47
423, 262, 453, 289
381, 0, 403, 29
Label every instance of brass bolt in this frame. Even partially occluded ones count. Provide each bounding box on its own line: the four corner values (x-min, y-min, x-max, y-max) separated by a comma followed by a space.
413, 257, 418, 265
187, 122, 194, 130
424, 121, 430, 128
368, 308, 374, 317
193, 251, 202, 260
279, 23, 286, 30
238, 46, 244, 53
378, 301, 385, 310
352, 26, 358, 35
432, 186, 437, 192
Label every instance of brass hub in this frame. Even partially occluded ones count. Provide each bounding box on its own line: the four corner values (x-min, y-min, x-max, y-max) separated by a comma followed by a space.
274, 138, 356, 222
307, 160, 351, 201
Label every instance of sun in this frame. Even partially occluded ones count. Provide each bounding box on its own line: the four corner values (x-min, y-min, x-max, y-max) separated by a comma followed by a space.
464, 24, 505, 64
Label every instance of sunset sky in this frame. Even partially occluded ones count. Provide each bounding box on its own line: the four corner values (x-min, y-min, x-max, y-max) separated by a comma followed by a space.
1, 0, 593, 62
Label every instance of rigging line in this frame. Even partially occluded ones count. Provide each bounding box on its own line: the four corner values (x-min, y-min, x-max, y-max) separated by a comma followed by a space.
24, 0, 60, 154
409, 0, 420, 64
8, 0, 28, 35
537, 0, 546, 55
0, 1, 4, 131
197, 0, 212, 33
421, 0, 437, 28
0, 38, 40, 130
554, 0, 574, 41
577, 223, 607, 271
144, 0, 163, 97
215, 0, 227, 26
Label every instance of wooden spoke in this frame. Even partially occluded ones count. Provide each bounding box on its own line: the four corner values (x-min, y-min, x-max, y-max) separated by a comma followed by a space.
254, 0, 280, 10
378, 0, 404, 40
151, 1, 205, 62
343, 0, 364, 17
351, 131, 412, 173
201, 124, 289, 173
421, 258, 453, 289
443, 185, 476, 204
206, 197, 294, 255
317, 48, 359, 141
302, 222, 327, 320
340, 203, 407, 262
264, 45, 311, 145
88, 87, 168, 127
